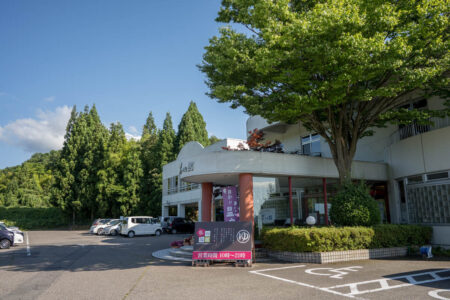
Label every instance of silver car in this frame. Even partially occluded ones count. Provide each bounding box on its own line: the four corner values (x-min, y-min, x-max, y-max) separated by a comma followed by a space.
102, 220, 122, 236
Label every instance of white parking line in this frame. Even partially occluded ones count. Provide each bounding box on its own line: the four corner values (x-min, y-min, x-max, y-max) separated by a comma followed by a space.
250, 265, 362, 299
250, 265, 450, 299
26, 233, 30, 256
428, 289, 450, 300
325, 269, 450, 296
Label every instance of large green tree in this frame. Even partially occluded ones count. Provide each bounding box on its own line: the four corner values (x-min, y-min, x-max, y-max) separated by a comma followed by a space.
139, 112, 160, 215
175, 101, 209, 153
200, 0, 449, 182
158, 112, 177, 166
145, 112, 177, 216
52, 105, 109, 223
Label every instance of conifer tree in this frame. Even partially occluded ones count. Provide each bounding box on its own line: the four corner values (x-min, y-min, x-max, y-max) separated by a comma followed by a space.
158, 112, 176, 166
145, 112, 176, 216
52, 106, 83, 224
139, 112, 160, 215
175, 101, 209, 154
97, 122, 127, 217
52, 105, 108, 223
120, 140, 142, 216
79, 105, 108, 220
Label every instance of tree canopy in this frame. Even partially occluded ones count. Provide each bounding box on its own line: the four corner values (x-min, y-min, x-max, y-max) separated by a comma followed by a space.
175, 101, 210, 153
200, 0, 449, 181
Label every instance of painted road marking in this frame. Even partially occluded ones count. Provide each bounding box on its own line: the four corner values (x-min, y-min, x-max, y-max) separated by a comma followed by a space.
26, 233, 30, 256
250, 266, 450, 299
250, 265, 361, 299
429, 289, 450, 300
305, 266, 363, 279
324, 269, 450, 296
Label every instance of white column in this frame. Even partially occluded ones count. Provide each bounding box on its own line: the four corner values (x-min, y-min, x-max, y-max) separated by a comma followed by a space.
162, 206, 169, 217
178, 203, 185, 218
198, 199, 202, 222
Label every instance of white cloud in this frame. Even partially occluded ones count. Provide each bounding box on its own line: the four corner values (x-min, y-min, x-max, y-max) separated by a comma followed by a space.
0, 106, 72, 153
128, 125, 138, 134
43, 96, 55, 102
125, 132, 141, 141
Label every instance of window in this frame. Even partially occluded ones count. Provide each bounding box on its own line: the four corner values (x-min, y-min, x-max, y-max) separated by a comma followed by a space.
398, 99, 429, 140
301, 134, 321, 156
427, 172, 449, 181
167, 176, 179, 194
398, 180, 406, 204
407, 175, 423, 184
179, 180, 200, 192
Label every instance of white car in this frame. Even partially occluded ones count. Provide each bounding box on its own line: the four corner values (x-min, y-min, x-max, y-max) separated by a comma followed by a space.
89, 219, 111, 234
120, 216, 162, 238
102, 220, 122, 236
0, 223, 23, 244
94, 219, 120, 235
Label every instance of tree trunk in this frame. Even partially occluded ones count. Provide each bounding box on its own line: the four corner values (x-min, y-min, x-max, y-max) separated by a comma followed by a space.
327, 126, 358, 184
72, 210, 75, 227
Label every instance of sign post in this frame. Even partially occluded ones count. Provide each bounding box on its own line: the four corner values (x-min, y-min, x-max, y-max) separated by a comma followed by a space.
192, 221, 253, 267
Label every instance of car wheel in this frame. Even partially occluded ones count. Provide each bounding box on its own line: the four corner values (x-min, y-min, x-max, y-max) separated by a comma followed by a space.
97, 228, 104, 235
155, 230, 162, 236
127, 231, 135, 238
171, 228, 177, 234
0, 239, 11, 249
111, 230, 117, 236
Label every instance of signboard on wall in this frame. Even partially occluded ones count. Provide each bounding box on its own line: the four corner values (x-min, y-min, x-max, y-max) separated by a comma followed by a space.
259, 208, 276, 224
222, 186, 239, 222
192, 222, 252, 260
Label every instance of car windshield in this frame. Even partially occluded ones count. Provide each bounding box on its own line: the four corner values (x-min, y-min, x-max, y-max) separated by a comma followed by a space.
0, 224, 6, 231
108, 220, 120, 225
99, 219, 110, 224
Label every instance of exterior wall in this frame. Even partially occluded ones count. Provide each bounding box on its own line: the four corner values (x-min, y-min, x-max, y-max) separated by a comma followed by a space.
166, 97, 449, 243
246, 97, 446, 165
180, 150, 388, 183
162, 139, 248, 219
385, 126, 450, 179
433, 226, 450, 247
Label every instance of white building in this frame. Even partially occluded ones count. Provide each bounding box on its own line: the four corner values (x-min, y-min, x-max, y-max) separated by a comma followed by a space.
162, 96, 450, 246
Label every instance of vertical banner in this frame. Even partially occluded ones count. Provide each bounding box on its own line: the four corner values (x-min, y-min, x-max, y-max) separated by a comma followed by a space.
222, 186, 239, 222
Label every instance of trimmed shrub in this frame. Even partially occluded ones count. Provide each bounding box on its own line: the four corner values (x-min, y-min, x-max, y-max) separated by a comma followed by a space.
0, 207, 69, 230
262, 225, 432, 252
370, 224, 432, 248
329, 181, 381, 226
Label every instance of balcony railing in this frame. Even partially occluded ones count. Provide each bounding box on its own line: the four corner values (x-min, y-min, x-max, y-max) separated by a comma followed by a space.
388, 115, 450, 146
164, 183, 200, 195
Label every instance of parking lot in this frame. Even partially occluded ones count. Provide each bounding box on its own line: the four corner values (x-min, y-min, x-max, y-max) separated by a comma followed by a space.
0, 231, 449, 300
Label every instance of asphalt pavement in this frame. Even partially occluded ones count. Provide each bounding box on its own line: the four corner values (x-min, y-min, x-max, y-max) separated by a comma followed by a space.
0, 230, 449, 300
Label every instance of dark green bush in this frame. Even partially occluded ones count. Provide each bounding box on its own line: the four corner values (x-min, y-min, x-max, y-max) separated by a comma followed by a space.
262, 226, 374, 252
0, 207, 70, 230
262, 224, 432, 252
370, 224, 432, 248
329, 181, 381, 226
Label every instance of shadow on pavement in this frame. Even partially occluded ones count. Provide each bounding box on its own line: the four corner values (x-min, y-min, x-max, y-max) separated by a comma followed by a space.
0, 234, 195, 272
381, 268, 450, 290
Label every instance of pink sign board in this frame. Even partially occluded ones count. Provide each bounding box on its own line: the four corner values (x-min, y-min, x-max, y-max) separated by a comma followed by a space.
192, 251, 252, 260
222, 186, 239, 222
193, 222, 252, 261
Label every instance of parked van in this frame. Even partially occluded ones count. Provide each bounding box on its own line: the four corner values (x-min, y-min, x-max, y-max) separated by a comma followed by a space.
120, 216, 162, 238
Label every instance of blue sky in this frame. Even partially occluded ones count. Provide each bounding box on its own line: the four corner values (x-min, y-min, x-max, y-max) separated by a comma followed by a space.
0, 0, 249, 168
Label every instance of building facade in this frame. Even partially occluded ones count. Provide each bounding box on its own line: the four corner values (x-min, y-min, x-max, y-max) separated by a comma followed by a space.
162, 96, 450, 246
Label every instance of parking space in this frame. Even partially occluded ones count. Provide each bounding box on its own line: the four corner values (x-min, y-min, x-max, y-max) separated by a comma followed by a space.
0, 231, 449, 299
250, 260, 450, 299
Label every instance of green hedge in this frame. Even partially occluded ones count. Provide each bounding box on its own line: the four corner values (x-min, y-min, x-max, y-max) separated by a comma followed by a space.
261, 224, 432, 252
0, 207, 69, 230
